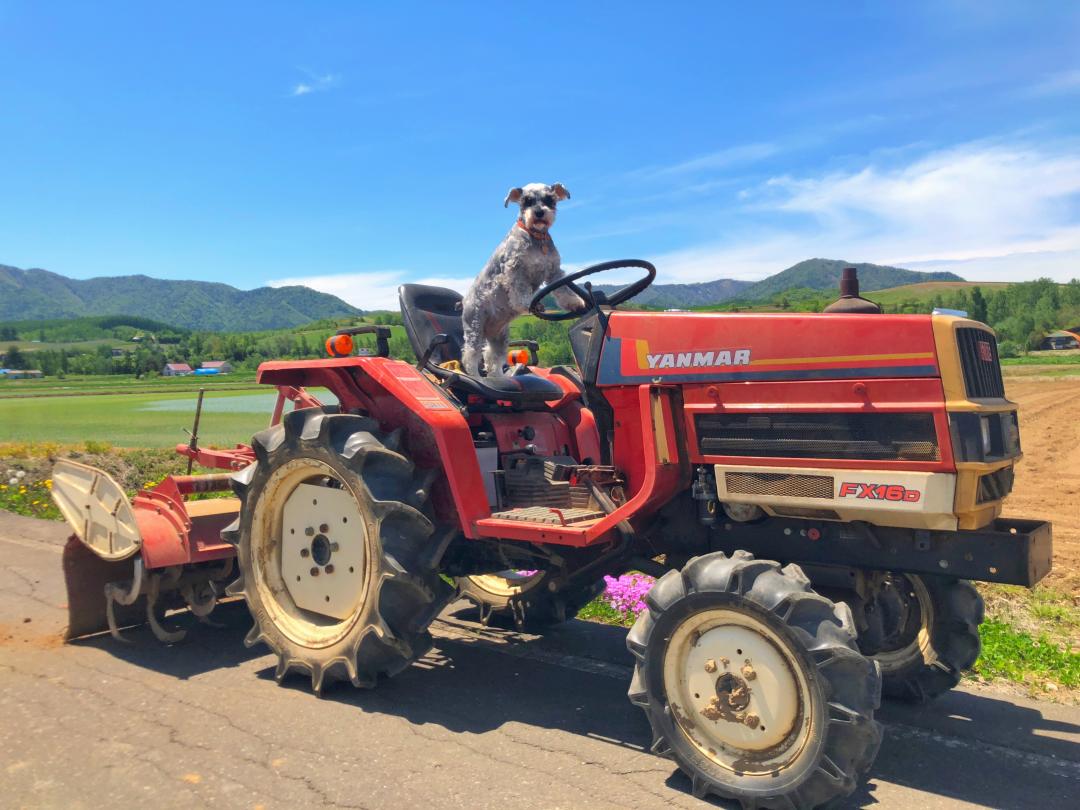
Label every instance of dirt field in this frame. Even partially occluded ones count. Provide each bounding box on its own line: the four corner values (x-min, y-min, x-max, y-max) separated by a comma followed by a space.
1003, 377, 1080, 589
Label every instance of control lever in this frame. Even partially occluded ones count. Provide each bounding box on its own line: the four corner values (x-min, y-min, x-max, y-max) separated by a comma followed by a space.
418, 333, 449, 371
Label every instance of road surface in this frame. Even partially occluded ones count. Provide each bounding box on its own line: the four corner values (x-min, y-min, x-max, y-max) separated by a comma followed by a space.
1, 512, 1078, 809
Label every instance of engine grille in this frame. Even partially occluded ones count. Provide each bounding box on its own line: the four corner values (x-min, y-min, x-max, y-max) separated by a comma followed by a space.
956, 328, 1005, 399
724, 471, 833, 499
697, 412, 940, 461
977, 466, 1015, 503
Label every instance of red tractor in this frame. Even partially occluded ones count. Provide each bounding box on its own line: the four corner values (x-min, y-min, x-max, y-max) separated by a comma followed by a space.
53, 261, 1051, 809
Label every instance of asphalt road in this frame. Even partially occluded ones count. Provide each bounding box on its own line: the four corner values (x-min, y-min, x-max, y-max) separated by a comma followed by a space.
1, 511, 1078, 810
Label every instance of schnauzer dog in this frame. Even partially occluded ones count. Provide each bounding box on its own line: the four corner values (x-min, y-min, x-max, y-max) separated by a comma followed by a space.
462, 182, 584, 377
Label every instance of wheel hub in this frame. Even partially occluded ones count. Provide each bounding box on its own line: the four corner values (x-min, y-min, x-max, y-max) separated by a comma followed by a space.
664, 609, 811, 765
281, 483, 366, 621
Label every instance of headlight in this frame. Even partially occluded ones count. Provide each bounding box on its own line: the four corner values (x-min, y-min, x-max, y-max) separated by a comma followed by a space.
980, 416, 993, 456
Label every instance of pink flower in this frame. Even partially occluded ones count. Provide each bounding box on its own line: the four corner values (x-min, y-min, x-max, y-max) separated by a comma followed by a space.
601, 573, 655, 616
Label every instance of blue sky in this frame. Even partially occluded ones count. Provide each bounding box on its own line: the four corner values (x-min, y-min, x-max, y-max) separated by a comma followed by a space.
2, 2, 1079, 309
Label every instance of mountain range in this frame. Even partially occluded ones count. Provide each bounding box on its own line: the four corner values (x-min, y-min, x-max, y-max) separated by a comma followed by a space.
1, 258, 965, 331
597, 258, 963, 308
0, 264, 361, 331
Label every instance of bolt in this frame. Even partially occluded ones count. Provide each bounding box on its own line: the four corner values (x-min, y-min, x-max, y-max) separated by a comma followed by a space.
319, 523, 329, 533
310, 567, 319, 577
744, 713, 759, 729
325, 564, 335, 574
305, 527, 314, 537
741, 661, 757, 681
704, 659, 718, 673
300, 548, 310, 558
330, 542, 340, 552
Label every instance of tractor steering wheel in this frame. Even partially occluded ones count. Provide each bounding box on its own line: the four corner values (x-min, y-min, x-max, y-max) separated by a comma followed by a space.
528, 259, 657, 321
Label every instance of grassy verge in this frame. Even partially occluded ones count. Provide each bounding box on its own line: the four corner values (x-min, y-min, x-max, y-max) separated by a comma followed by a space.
0, 442, 224, 520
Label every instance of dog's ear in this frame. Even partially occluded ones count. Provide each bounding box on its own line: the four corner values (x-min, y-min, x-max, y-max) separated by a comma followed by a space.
551, 183, 571, 201
503, 187, 523, 208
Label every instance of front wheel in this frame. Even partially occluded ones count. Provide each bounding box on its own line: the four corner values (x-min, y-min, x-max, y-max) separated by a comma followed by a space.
627, 551, 881, 809
858, 574, 983, 702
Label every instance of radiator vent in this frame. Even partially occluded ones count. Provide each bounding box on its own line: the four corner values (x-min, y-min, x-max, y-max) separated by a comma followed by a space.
724, 471, 834, 499
957, 328, 1005, 399
977, 467, 1015, 503
697, 412, 940, 461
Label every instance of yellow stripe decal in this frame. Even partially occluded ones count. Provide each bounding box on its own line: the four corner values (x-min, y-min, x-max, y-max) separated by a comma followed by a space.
749, 352, 935, 367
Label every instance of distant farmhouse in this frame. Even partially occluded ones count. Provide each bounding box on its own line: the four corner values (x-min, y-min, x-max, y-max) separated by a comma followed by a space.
0, 368, 44, 379
162, 362, 193, 377
198, 360, 233, 375
1038, 329, 1080, 351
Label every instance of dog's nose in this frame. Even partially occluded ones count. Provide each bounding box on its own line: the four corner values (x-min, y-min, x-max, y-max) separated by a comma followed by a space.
533, 209, 546, 219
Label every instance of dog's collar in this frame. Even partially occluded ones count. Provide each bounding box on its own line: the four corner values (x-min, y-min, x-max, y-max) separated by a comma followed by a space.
516, 219, 551, 241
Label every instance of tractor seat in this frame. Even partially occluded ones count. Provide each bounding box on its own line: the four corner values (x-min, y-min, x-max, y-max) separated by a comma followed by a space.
398, 283, 565, 409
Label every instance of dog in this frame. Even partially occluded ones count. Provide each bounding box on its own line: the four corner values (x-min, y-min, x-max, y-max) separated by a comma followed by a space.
462, 182, 585, 377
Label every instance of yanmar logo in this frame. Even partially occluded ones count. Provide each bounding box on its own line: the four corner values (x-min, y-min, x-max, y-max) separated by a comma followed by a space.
977, 340, 994, 363
839, 482, 922, 503
635, 340, 751, 371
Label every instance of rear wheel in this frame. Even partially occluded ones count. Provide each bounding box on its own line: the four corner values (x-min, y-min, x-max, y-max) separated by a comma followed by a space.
224, 409, 452, 693
456, 570, 606, 630
860, 574, 983, 702
627, 551, 881, 809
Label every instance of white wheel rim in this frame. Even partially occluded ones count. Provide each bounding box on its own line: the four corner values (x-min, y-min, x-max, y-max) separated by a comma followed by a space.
663, 608, 814, 773
873, 576, 934, 672
468, 570, 544, 598
249, 458, 371, 648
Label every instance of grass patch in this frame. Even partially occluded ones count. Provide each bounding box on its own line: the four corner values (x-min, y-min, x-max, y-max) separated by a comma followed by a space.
974, 619, 1080, 689
577, 598, 638, 628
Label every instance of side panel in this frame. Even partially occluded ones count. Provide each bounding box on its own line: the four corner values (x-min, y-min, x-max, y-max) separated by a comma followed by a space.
715, 463, 958, 531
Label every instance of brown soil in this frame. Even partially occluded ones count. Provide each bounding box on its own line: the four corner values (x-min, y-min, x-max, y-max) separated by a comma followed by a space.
1002, 379, 1080, 591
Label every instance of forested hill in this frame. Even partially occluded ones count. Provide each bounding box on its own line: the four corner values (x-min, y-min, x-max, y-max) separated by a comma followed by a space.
741, 258, 963, 301
0, 264, 362, 331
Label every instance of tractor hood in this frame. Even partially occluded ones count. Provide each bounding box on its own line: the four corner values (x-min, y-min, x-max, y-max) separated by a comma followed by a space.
596, 311, 941, 385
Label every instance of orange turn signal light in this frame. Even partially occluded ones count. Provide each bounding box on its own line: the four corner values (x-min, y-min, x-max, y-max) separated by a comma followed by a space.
326, 334, 354, 357
507, 348, 531, 366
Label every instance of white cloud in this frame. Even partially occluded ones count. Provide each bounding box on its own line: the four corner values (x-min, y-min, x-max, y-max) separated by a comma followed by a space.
630, 142, 779, 180
290, 72, 339, 97
644, 139, 1080, 284
1029, 69, 1080, 96
269, 270, 472, 311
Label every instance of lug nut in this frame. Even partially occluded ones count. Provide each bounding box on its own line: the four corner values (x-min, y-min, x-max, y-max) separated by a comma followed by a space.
325, 564, 335, 574
319, 524, 329, 533
741, 661, 757, 681
300, 548, 310, 558
744, 713, 759, 729
704, 659, 717, 673
305, 527, 314, 537
310, 567, 319, 577
330, 542, 340, 552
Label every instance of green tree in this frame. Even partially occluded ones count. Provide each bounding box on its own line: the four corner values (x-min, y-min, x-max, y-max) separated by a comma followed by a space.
3, 345, 26, 369
969, 287, 987, 324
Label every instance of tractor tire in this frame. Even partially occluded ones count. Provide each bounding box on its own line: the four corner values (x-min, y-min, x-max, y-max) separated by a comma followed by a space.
865, 575, 984, 703
627, 550, 882, 810
456, 570, 606, 631
223, 408, 453, 694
